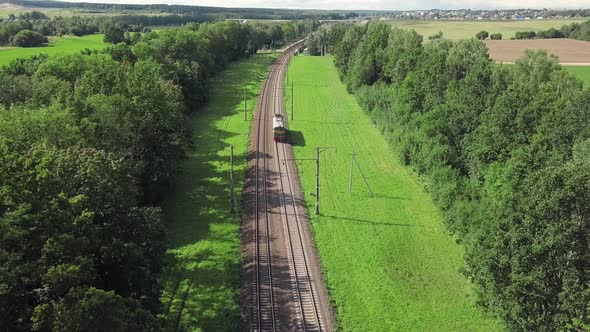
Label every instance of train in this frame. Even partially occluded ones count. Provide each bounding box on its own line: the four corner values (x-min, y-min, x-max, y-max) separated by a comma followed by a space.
273, 114, 287, 142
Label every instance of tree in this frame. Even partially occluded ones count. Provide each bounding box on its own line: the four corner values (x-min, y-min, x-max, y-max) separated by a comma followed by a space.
382, 28, 423, 86
428, 30, 443, 40
347, 22, 391, 89
103, 24, 125, 44
327, 25, 590, 330
537, 27, 565, 39
11, 29, 47, 47
35, 287, 159, 331
475, 30, 489, 40
515, 31, 537, 39
490, 33, 502, 40
0, 20, 318, 330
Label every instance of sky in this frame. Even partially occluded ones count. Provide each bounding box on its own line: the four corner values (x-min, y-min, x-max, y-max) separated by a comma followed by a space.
59, 0, 590, 11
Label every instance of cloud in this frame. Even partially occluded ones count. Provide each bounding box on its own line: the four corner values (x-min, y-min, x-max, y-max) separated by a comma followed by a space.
58, 0, 590, 10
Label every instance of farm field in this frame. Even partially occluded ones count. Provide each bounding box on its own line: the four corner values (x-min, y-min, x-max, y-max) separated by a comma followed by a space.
284, 56, 504, 331
159, 52, 279, 331
484, 38, 590, 64
389, 19, 586, 40
565, 66, 590, 87
0, 34, 107, 67
0, 3, 168, 17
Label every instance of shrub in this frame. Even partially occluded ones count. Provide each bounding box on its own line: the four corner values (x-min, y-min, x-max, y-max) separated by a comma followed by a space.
537, 27, 565, 39
490, 33, 502, 40
475, 30, 489, 40
515, 31, 536, 39
11, 29, 48, 47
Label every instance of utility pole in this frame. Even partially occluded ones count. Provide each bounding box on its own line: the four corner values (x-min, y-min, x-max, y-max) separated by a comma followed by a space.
244, 83, 247, 121
281, 146, 335, 215
291, 81, 294, 121
315, 147, 320, 215
348, 149, 374, 196
230, 145, 236, 212
314, 146, 336, 215
336, 90, 340, 121
349, 149, 355, 193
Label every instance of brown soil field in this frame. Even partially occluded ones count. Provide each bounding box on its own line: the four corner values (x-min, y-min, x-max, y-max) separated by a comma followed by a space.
484, 38, 590, 64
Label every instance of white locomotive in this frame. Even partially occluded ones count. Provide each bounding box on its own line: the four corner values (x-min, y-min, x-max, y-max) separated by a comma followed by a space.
272, 114, 286, 142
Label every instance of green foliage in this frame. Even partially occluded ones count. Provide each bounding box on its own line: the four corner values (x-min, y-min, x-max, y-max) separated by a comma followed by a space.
514, 30, 537, 39
39, 287, 159, 331
329, 22, 590, 331
476, 30, 489, 40
103, 24, 125, 44
543, 20, 590, 41
536, 27, 564, 39
490, 33, 502, 40
0, 20, 310, 330
11, 29, 48, 47
428, 30, 443, 40
347, 22, 390, 88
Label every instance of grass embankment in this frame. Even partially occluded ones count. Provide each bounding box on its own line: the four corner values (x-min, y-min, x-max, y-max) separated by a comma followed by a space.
285, 56, 504, 331
389, 19, 586, 40
565, 66, 590, 87
160, 53, 279, 331
0, 34, 107, 67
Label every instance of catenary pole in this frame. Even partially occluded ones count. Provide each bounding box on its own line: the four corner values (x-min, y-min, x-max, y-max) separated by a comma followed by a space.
349, 149, 355, 193
315, 146, 320, 215
244, 83, 247, 121
230, 145, 235, 211
355, 156, 373, 196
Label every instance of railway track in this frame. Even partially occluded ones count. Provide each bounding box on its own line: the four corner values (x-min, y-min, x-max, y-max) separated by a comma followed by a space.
252, 41, 325, 332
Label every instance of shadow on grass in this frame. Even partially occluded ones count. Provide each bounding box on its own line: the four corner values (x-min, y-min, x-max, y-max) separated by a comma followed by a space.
321, 214, 415, 228
160, 53, 278, 332
288, 129, 305, 147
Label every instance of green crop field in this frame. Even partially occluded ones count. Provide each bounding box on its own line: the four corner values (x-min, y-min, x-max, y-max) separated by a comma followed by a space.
388, 19, 586, 40
565, 66, 590, 87
159, 53, 279, 331
0, 34, 107, 67
0, 4, 169, 17
285, 56, 504, 331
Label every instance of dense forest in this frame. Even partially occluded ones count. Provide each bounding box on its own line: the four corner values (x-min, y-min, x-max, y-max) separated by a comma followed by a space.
320, 22, 590, 331
0, 20, 314, 330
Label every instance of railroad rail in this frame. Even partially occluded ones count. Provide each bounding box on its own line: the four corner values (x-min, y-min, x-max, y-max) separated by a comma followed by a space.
252, 40, 324, 331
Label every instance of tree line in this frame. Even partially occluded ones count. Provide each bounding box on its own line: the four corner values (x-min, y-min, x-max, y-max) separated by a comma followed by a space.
323, 22, 590, 331
0, 11, 317, 49
512, 19, 590, 40
0, 20, 313, 331
6, 0, 358, 20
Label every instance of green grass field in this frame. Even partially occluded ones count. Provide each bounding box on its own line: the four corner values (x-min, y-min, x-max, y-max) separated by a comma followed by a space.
389, 19, 586, 40
0, 34, 107, 67
159, 53, 279, 331
285, 56, 504, 331
565, 66, 590, 87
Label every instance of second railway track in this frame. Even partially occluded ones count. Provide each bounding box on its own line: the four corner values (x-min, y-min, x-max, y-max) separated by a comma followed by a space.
251, 41, 327, 332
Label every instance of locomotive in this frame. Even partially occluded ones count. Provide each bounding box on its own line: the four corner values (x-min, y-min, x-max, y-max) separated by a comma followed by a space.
272, 114, 287, 142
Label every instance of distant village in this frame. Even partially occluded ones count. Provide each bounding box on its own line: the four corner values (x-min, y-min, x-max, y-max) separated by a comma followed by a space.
363, 9, 590, 21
